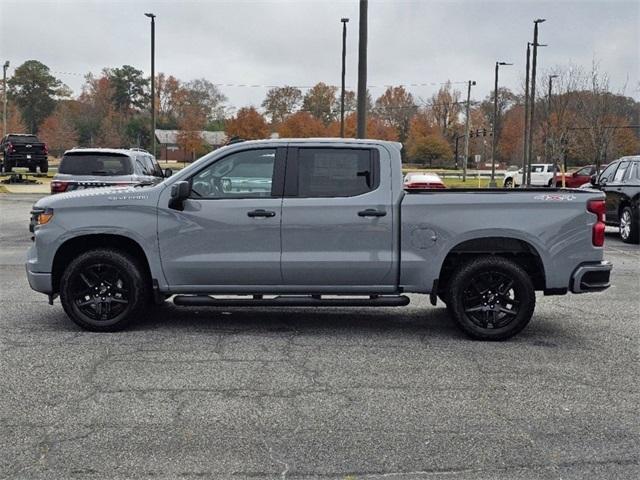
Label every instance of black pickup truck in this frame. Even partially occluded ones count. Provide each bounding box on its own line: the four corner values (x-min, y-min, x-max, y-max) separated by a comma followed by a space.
0, 134, 49, 173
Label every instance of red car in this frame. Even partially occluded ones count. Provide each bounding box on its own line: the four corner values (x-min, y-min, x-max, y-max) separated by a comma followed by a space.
403, 172, 446, 189
556, 165, 607, 188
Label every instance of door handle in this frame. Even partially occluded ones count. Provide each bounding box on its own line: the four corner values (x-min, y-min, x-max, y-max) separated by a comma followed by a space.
358, 208, 387, 217
247, 209, 276, 218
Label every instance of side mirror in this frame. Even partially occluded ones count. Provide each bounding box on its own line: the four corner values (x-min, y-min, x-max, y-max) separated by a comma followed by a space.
164, 168, 173, 178
169, 181, 190, 211
590, 174, 599, 188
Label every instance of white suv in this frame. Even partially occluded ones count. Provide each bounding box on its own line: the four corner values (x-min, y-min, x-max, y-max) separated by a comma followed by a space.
503, 163, 558, 187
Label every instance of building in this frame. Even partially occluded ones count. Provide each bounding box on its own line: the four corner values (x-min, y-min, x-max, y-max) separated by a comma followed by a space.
155, 129, 227, 162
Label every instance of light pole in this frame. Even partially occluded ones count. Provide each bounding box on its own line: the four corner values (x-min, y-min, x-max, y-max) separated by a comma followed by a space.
2, 61, 9, 138
526, 18, 545, 186
340, 17, 349, 138
462, 80, 475, 182
145, 13, 156, 157
356, 0, 368, 139
490, 61, 512, 187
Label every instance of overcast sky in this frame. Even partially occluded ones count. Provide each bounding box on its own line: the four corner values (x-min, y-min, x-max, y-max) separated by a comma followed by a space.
1, 0, 638, 112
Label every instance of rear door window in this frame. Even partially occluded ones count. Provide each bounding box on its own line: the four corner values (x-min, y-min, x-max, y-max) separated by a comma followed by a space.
59, 153, 133, 175
293, 148, 378, 197
612, 161, 629, 183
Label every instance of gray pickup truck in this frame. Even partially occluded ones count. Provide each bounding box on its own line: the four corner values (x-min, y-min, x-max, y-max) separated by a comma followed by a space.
26, 139, 612, 340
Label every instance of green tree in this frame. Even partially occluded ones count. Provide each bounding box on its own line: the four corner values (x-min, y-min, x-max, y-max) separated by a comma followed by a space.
106, 65, 147, 113
8, 60, 68, 133
182, 79, 227, 122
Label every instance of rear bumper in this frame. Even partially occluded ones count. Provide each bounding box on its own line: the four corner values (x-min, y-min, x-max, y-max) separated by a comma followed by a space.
570, 261, 612, 293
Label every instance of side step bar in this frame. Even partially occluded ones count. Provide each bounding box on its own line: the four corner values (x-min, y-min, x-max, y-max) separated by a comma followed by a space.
173, 295, 410, 307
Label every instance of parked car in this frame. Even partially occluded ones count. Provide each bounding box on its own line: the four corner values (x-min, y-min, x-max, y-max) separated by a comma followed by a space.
27, 138, 611, 340
403, 172, 446, 189
50, 148, 169, 194
588, 156, 640, 244
0, 133, 49, 173
503, 163, 558, 187
555, 164, 607, 188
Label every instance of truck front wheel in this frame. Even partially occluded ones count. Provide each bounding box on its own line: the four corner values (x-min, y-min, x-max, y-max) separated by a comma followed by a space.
60, 249, 150, 332
448, 256, 535, 340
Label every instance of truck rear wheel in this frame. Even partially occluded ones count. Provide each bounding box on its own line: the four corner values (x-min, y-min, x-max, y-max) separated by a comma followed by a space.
59, 249, 150, 332
39, 159, 49, 174
448, 256, 535, 340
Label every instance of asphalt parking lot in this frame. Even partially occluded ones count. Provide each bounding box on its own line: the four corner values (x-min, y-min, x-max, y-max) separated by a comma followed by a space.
1, 193, 638, 480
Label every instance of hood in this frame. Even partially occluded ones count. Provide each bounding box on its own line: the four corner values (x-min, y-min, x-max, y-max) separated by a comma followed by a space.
34, 184, 163, 210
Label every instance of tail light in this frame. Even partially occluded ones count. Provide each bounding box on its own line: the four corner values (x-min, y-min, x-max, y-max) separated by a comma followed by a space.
7, 142, 15, 152
50, 181, 69, 194
587, 199, 606, 247
43, 143, 49, 155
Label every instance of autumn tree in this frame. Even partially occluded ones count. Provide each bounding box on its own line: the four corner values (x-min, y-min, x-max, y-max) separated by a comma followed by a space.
327, 112, 397, 141
0, 102, 27, 134
277, 111, 327, 137
262, 86, 302, 124
39, 103, 80, 155
405, 112, 452, 166
156, 73, 186, 128
182, 79, 227, 123
302, 82, 338, 125
225, 107, 269, 140
479, 87, 517, 160
374, 86, 417, 144
497, 104, 525, 164
177, 105, 207, 160
8, 60, 69, 133
428, 81, 462, 138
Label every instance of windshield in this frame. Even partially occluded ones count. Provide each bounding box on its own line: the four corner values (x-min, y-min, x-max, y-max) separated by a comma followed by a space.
59, 153, 133, 176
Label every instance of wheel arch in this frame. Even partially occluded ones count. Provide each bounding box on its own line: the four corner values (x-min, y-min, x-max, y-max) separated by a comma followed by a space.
437, 236, 546, 293
52, 234, 153, 293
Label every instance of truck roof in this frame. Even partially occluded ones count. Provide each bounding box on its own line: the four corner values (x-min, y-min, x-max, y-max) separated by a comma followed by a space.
62, 148, 152, 157
231, 137, 403, 150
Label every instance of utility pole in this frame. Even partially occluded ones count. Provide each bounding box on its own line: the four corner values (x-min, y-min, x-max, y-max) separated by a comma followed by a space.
340, 18, 349, 138
462, 80, 475, 182
522, 43, 531, 187
526, 18, 545, 186
356, 0, 368, 139
490, 62, 512, 187
546, 74, 558, 163
145, 13, 156, 157
2, 61, 9, 138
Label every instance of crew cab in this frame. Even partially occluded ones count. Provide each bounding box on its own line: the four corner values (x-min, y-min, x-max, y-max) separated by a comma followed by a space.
503, 163, 558, 187
26, 139, 612, 340
0, 134, 49, 173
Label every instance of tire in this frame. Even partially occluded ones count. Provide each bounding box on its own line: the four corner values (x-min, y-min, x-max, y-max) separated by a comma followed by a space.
5, 159, 13, 172
28, 165, 37, 173
40, 160, 49, 174
503, 178, 513, 188
619, 206, 639, 244
448, 256, 536, 341
59, 248, 150, 332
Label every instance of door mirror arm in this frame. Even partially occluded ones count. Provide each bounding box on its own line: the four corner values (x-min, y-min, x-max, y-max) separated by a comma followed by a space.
169, 181, 191, 211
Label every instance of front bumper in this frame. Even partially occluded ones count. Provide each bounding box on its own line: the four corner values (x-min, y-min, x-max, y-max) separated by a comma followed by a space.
570, 261, 612, 293
25, 264, 53, 294
26, 244, 53, 294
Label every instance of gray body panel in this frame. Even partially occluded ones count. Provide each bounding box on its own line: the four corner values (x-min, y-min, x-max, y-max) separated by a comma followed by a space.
26, 138, 607, 298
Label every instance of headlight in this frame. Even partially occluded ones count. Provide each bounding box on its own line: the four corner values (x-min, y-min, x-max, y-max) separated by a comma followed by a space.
29, 208, 54, 232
